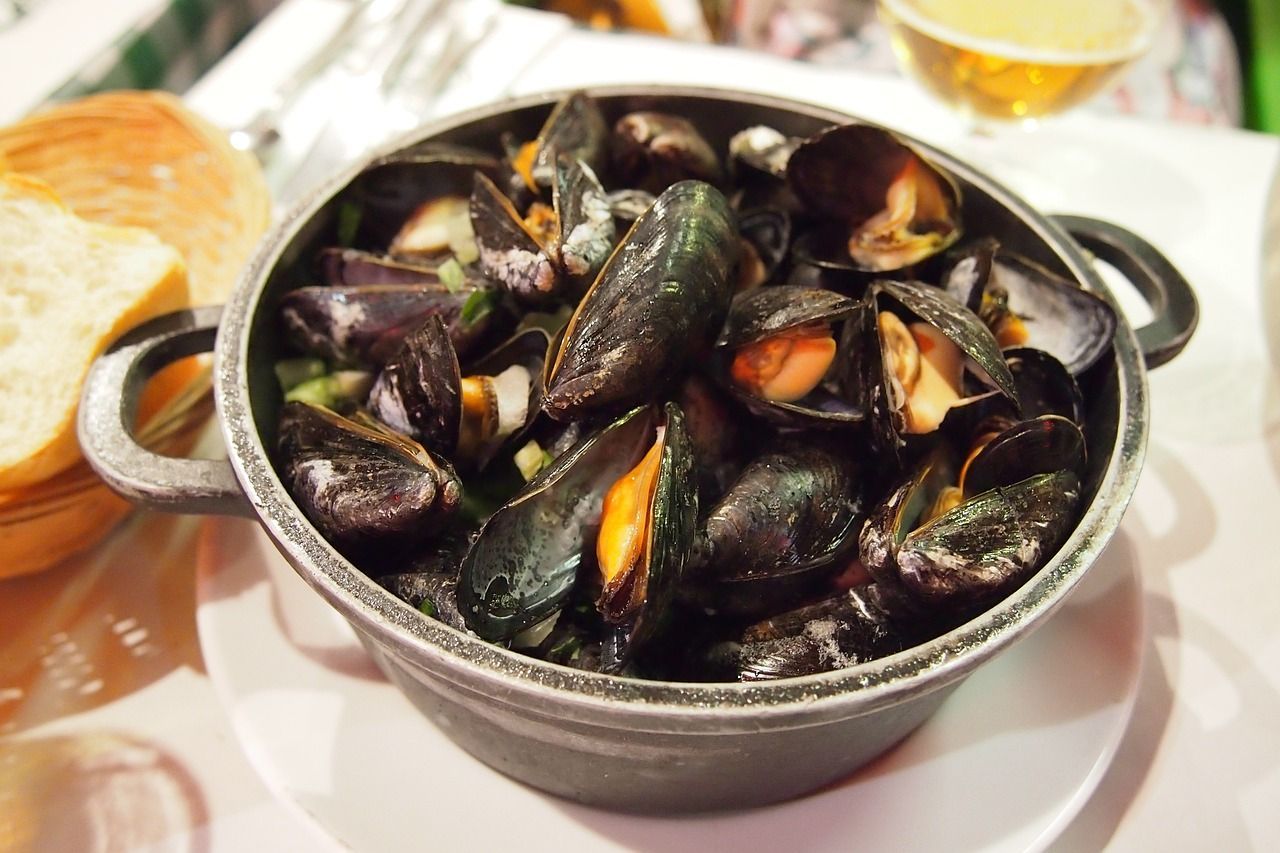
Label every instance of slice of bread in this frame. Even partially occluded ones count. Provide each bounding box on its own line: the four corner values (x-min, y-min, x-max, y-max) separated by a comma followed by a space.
0, 173, 189, 490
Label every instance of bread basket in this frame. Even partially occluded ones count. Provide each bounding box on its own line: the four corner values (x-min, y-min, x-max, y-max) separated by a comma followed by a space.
0, 91, 269, 577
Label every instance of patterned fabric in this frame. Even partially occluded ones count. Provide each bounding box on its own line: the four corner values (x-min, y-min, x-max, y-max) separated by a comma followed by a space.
49, 0, 281, 102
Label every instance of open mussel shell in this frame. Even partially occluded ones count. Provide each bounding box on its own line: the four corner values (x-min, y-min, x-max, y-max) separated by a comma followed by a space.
1005, 347, 1085, 425
503, 90, 609, 202
368, 314, 461, 455
787, 124, 961, 274
370, 317, 550, 468
611, 111, 724, 194
278, 282, 495, 367
542, 180, 737, 422
346, 143, 500, 249
941, 237, 999, 313
470, 171, 557, 303
735, 207, 791, 289
851, 279, 1019, 460
987, 252, 1118, 375
276, 402, 463, 557
714, 285, 864, 428
458, 403, 696, 654
964, 414, 1086, 498
550, 155, 616, 282
860, 444, 1082, 612
687, 441, 864, 618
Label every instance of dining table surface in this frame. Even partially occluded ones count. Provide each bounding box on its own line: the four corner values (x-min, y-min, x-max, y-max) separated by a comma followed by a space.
2, 0, 1279, 850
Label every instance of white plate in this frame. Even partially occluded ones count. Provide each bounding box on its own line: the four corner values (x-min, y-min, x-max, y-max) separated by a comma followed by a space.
195, 517, 1143, 852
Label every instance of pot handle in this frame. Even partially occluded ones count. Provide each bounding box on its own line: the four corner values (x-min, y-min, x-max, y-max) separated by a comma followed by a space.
1051, 214, 1199, 369
79, 306, 255, 518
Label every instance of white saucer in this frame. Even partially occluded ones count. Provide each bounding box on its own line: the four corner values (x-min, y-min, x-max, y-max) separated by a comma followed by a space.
195, 517, 1143, 852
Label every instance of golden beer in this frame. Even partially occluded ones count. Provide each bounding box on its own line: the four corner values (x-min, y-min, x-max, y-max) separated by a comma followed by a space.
877, 0, 1160, 123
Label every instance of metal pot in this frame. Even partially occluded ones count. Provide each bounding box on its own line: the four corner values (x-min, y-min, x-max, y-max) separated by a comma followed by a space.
79, 88, 1197, 813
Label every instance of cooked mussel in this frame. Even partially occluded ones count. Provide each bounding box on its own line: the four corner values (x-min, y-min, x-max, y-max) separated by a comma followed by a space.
458, 403, 696, 663
278, 282, 495, 367
861, 422, 1083, 612
276, 401, 463, 556
943, 241, 1118, 375
503, 90, 608, 202
715, 285, 862, 428
687, 440, 864, 617
542, 180, 737, 422
368, 316, 546, 467
850, 279, 1019, 459
471, 154, 616, 304
694, 583, 916, 681
611, 111, 724, 194
788, 124, 961, 274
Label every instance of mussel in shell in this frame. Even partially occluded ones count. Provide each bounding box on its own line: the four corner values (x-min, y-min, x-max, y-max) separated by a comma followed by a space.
504, 91, 608, 201
458, 403, 695, 665
542, 180, 737, 422
788, 124, 962, 274
279, 282, 495, 367
715, 285, 862, 428
850, 279, 1019, 459
688, 441, 865, 618
277, 402, 462, 555
369, 316, 545, 467
471, 154, 616, 304
611, 111, 724, 194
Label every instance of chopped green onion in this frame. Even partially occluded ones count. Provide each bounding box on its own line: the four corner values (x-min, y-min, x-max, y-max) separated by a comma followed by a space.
274, 358, 326, 393
337, 201, 362, 247
513, 440, 553, 481
285, 376, 338, 408
417, 597, 438, 619
438, 257, 466, 293
461, 289, 498, 326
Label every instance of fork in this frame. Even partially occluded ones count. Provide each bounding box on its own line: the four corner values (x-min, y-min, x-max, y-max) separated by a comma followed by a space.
271, 0, 499, 208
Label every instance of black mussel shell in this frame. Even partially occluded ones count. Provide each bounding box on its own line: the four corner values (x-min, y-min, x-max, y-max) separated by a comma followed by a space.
277, 402, 462, 557
551, 155, 616, 284
941, 237, 1000, 313
458, 406, 659, 641
1005, 347, 1085, 425
279, 283, 493, 367
674, 373, 743, 505
379, 570, 467, 631
688, 441, 864, 618
896, 469, 1082, 610
368, 315, 461, 455
470, 171, 557, 303
611, 111, 724, 194
964, 414, 1086, 497
542, 180, 737, 422
349, 144, 499, 248
458, 402, 696, 650
703, 583, 915, 681
735, 207, 792, 289
320, 248, 484, 287
988, 252, 1118, 375
727, 125, 803, 213
532, 91, 609, 189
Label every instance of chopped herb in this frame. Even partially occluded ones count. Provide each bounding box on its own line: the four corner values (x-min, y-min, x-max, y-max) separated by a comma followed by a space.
417, 597, 438, 619
285, 376, 337, 408
337, 201, 362, 247
461, 288, 498, 325
274, 357, 326, 392
438, 257, 465, 293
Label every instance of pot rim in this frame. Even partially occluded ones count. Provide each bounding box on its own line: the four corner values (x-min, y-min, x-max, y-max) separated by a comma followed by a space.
215, 85, 1147, 731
